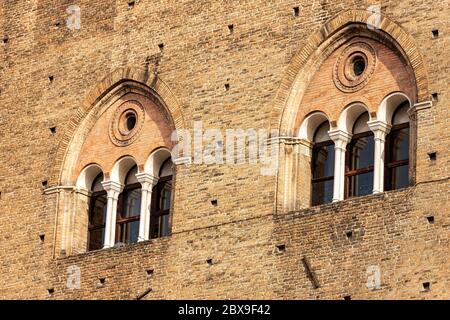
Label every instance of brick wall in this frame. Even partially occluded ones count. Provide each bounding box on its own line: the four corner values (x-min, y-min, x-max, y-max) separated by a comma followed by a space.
0, 0, 448, 299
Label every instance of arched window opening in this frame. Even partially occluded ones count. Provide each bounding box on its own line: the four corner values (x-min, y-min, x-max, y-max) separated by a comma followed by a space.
116, 165, 142, 244
345, 113, 374, 198
385, 102, 410, 191
88, 173, 107, 251
150, 157, 173, 239
311, 121, 334, 206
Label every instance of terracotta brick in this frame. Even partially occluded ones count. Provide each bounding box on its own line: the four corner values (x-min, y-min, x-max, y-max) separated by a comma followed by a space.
0, 1, 448, 300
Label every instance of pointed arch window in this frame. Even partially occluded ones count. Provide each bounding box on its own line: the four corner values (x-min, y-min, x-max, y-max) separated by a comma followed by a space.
116, 165, 142, 244
311, 121, 335, 206
150, 158, 173, 239
88, 173, 107, 251
385, 102, 410, 191
345, 113, 374, 198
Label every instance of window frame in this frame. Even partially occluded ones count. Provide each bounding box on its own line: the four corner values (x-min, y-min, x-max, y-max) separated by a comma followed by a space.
384, 122, 410, 191
115, 182, 142, 244
311, 139, 335, 206
344, 130, 375, 199
87, 173, 107, 251
150, 175, 173, 239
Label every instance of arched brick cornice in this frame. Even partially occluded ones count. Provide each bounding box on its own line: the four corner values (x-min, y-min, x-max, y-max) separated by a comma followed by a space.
270, 9, 429, 136
51, 67, 188, 186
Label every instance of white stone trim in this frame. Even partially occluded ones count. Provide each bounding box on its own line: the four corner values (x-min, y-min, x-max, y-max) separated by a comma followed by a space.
265, 136, 304, 145
172, 156, 192, 166
136, 173, 159, 242
413, 100, 432, 111
101, 180, 124, 248
368, 120, 391, 194
328, 129, 352, 202
43, 185, 76, 195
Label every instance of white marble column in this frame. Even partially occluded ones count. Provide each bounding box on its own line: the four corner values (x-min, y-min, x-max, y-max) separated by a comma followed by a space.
328, 129, 352, 202
136, 173, 159, 242
368, 120, 391, 194
101, 180, 123, 248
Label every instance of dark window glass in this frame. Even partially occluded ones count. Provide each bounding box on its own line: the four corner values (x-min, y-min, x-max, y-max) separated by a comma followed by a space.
348, 135, 374, 170
311, 121, 334, 206
126, 113, 136, 131
345, 113, 374, 198
117, 187, 141, 244
116, 166, 141, 245
347, 170, 374, 197
88, 173, 107, 251
353, 57, 366, 76
312, 144, 335, 179
88, 227, 105, 251
312, 179, 334, 206
385, 124, 410, 191
150, 177, 172, 239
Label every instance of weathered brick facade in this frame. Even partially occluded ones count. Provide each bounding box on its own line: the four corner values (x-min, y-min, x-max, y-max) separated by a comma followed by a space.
0, 1, 448, 299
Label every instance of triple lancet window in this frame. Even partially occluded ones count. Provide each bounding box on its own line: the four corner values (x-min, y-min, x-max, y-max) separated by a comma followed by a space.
309, 98, 411, 206
83, 152, 174, 251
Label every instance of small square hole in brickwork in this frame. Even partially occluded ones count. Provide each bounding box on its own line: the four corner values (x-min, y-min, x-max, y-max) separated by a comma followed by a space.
293, 7, 300, 17
39, 233, 45, 243
42, 181, 48, 188
99, 278, 106, 285
128, 1, 135, 9
211, 199, 218, 206
47, 288, 54, 295
276, 244, 286, 252
228, 24, 234, 34
2, 37, 8, 44
50, 127, 56, 135
346, 231, 353, 240
146, 269, 154, 277
431, 93, 439, 102
427, 216, 435, 224
422, 282, 430, 292
224, 83, 230, 91
428, 152, 437, 161
48, 76, 54, 83
206, 258, 213, 266
0, 191, 2, 200
344, 295, 351, 300
158, 43, 164, 51
432, 30, 439, 38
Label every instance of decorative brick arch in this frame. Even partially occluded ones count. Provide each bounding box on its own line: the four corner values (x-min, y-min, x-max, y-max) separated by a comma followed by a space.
270, 9, 429, 136
51, 67, 188, 186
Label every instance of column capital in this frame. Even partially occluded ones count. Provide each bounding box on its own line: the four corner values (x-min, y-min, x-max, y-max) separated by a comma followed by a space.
265, 136, 304, 146
368, 120, 392, 140
101, 180, 123, 194
298, 138, 313, 148
412, 100, 433, 112
43, 185, 76, 195
328, 129, 352, 142
74, 187, 90, 197
328, 129, 352, 149
173, 156, 192, 166
135, 172, 159, 187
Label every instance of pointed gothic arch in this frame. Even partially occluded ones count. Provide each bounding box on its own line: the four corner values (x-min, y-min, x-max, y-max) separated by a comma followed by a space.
273, 9, 429, 212
51, 67, 188, 187
269, 9, 429, 136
